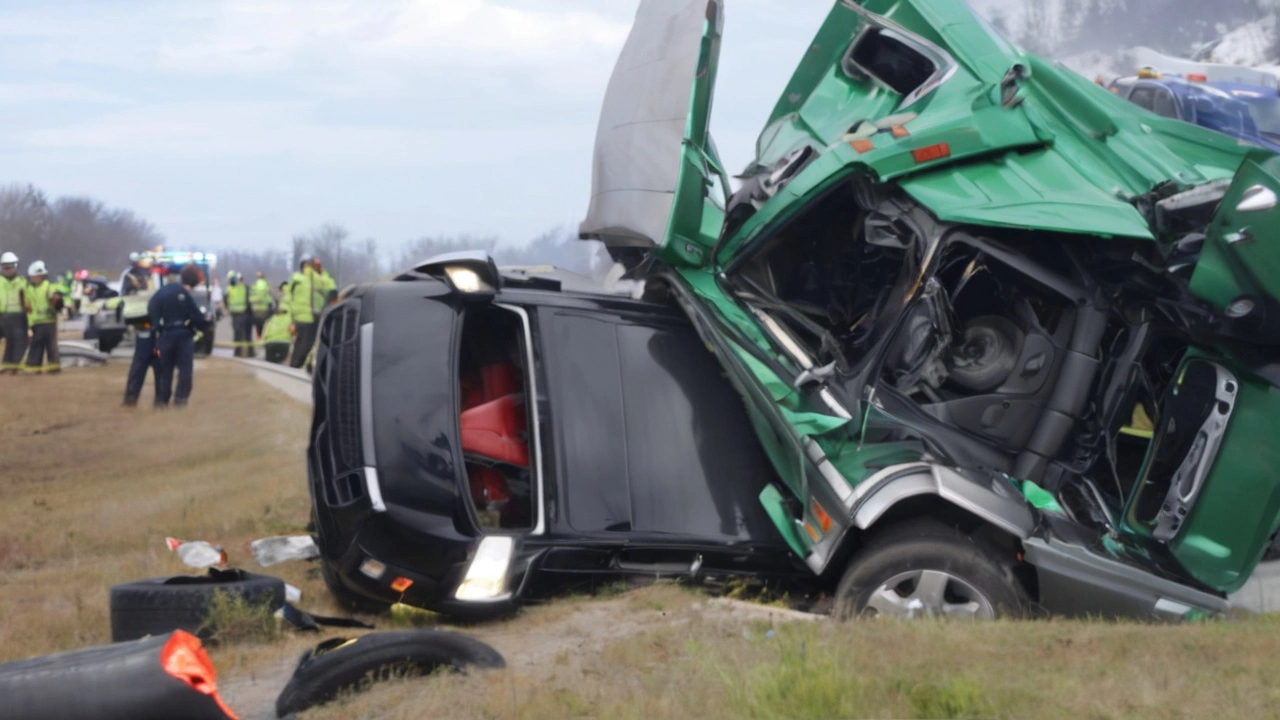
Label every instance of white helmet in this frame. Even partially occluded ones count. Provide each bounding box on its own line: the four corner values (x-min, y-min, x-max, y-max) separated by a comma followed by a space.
28, 260, 47, 276
0, 252, 17, 265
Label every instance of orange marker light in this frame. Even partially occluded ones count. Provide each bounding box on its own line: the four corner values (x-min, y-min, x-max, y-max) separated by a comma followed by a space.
803, 521, 821, 542
390, 576, 414, 593
811, 499, 833, 534
911, 142, 951, 164
850, 138, 875, 154
891, 125, 910, 138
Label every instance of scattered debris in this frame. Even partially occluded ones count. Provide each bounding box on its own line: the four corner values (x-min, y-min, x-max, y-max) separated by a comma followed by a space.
274, 630, 506, 717
251, 535, 319, 567
167, 537, 227, 569
0, 630, 238, 720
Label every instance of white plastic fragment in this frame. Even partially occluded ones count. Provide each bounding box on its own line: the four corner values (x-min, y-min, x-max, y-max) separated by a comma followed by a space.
165, 537, 226, 569
251, 535, 320, 567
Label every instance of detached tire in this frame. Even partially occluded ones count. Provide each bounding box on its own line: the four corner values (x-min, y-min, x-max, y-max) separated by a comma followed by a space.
275, 630, 506, 716
320, 558, 392, 615
110, 569, 285, 642
834, 519, 1027, 620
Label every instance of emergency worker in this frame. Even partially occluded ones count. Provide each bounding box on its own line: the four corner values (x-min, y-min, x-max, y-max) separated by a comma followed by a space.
287, 256, 335, 368
22, 261, 61, 374
121, 254, 153, 295
226, 271, 253, 357
0, 252, 28, 374
150, 264, 212, 407
261, 302, 293, 364
122, 313, 159, 406
249, 271, 272, 339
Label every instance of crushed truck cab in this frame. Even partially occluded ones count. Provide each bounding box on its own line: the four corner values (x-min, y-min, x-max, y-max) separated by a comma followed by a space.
583, 0, 1280, 619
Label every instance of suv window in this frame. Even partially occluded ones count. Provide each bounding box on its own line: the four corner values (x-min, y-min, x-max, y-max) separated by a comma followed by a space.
542, 309, 779, 539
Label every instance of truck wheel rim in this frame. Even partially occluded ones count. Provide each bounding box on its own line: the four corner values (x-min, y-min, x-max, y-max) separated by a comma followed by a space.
863, 569, 995, 619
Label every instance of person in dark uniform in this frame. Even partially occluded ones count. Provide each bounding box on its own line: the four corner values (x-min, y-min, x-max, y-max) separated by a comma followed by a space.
149, 264, 212, 407
122, 316, 159, 406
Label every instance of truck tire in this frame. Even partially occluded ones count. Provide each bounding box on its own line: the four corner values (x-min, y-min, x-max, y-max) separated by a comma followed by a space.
834, 518, 1027, 620
275, 631, 506, 716
110, 569, 285, 642
319, 558, 392, 615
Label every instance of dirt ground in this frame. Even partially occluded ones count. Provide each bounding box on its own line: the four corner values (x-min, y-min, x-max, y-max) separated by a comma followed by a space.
3, 361, 1280, 720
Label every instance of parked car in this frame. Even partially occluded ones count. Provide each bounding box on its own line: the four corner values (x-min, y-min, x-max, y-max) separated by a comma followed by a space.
308, 257, 805, 616
578, 0, 1280, 620
81, 276, 127, 354
1108, 72, 1280, 153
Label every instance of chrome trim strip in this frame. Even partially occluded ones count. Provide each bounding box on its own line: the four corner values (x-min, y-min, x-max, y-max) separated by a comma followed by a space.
364, 466, 387, 513
358, 322, 386, 512
359, 322, 377, 467
496, 303, 546, 535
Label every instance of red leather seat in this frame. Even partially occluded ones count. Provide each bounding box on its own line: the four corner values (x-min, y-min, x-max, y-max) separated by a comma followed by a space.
460, 393, 529, 467
460, 362, 520, 410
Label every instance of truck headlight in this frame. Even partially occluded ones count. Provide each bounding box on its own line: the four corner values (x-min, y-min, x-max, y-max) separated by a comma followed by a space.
454, 536, 514, 602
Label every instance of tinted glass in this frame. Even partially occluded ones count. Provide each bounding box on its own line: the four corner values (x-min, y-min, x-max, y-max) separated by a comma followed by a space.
1151, 89, 1178, 119
546, 312, 632, 532
1128, 87, 1156, 112
544, 309, 778, 539
849, 29, 935, 96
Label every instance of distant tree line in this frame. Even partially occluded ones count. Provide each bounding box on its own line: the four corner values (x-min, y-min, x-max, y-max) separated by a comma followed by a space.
218, 224, 611, 289
0, 184, 163, 274
1, 182, 614, 288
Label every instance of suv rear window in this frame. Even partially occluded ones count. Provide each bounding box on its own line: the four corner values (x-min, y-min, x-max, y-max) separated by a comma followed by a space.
458, 306, 534, 531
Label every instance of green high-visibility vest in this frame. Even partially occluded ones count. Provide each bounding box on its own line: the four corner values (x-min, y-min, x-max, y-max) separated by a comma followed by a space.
26, 280, 58, 325
288, 271, 314, 323
227, 282, 248, 313
262, 312, 293, 344
249, 278, 272, 315
0, 275, 27, 314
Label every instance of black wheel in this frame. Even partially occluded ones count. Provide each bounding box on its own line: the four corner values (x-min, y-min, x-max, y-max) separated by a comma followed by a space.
0, 632, 236, 720
834, 519, 1027, 620
109, 569, 285, 642
275, 630, 506, 716
319, 558, 392, 615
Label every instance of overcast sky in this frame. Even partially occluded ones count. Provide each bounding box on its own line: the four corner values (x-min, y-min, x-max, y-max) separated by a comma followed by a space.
0, 0, 1005, 252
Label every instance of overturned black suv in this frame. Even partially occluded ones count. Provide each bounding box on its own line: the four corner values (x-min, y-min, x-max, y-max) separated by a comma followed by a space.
308, 253, 802, 616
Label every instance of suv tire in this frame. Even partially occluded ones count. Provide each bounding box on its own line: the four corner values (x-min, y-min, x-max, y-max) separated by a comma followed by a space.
834, 518, 1027, 620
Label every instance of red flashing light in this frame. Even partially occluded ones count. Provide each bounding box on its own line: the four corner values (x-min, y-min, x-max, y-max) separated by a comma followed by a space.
911, 142, 951, 164
1187, 73, 1207, 82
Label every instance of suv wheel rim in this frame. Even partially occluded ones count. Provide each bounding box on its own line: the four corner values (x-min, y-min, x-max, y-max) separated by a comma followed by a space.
863, 569, 995, 619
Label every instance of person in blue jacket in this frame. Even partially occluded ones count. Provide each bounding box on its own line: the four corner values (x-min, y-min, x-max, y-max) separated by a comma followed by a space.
148, 263, 212, 407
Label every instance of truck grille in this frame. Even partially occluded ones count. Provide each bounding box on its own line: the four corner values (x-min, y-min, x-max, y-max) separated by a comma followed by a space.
312, 301, 365, 507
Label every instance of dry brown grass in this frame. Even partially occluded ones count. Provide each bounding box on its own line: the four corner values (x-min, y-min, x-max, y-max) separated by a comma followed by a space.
0, 361, 326, 660
309, 603, 1280, 720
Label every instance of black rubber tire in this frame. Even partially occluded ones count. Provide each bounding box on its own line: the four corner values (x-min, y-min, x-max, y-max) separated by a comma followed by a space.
0, 632, 235, 720
833, 518, 1027, 620
948, 316, 1022, 392
110, 569, 285, 642
320, 558, 392, 615
275, 630, 506, 716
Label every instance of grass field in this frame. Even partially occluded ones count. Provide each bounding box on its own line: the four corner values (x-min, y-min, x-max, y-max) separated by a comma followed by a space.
2, 361, 1278, 719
